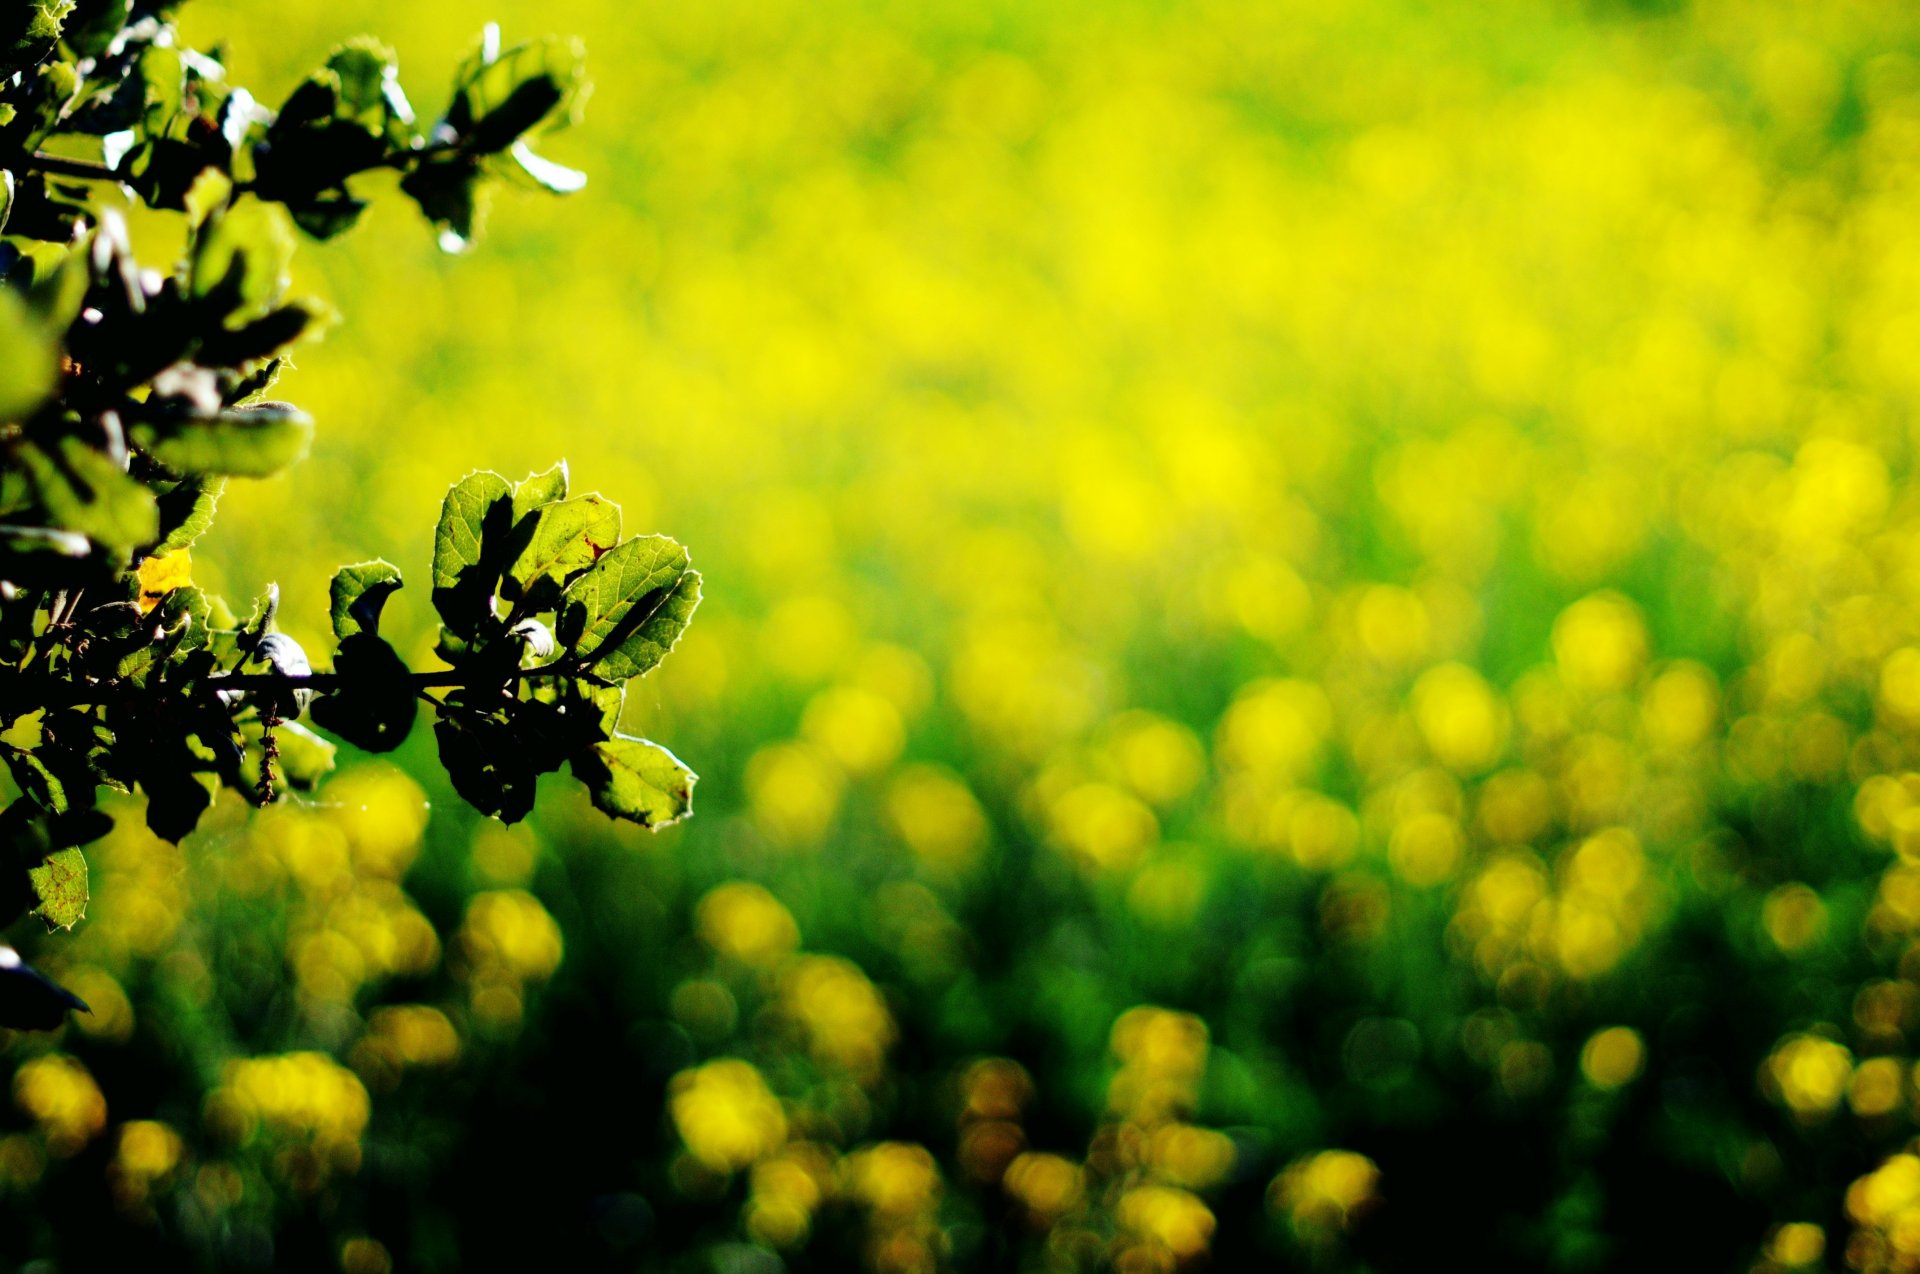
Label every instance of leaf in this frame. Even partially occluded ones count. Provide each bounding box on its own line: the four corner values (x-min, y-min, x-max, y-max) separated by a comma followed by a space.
18, 435, 159, 550
517, 676, 620, 755
27, 846, 85, 930
195, 300, 327, 367
434, 714, 536, 823
0, 951, 89, 1031
329, 559, 402, 640
0, 283, 58, 422
504, 493, 619, 607
448, 32, 588, 153
130, 401, 313, 477
140, 760, 215, 843
310, 633, 416, 752
189, 200, 295, 325
591, 568, 701, 683
135, 548, 191, 612
155, 476, 223, 551
571, 735, 695, 829
286, 193, 368, 241
556, 534, 689, 664
430, 470, 512, 638
4, 746, 68, 813
327, 38, 412, 138
0, 802, 108, 928
183, 168, 234, 226
511, 460, 569, 520
399, 155, 486, 254
3, 0, 73, 74
24, 237, 88, 332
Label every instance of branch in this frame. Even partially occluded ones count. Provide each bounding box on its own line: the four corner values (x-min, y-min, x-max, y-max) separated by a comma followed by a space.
10, 662, 583, 712
11, 152, 121, 183
204, 666, 576, 694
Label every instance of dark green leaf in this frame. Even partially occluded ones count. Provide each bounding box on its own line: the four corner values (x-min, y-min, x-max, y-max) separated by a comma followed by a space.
434, 714, 536, 823
0, 950, 89, 1030
399, 154, 485, 253
309, 632, 416, 752
196, 300, 327, 367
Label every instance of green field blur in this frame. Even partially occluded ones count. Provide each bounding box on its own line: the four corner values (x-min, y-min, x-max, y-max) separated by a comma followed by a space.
14, 0, 1920, 1269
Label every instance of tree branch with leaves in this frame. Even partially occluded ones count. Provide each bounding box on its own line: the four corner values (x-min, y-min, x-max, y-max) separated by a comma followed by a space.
0, 2, 698, 1029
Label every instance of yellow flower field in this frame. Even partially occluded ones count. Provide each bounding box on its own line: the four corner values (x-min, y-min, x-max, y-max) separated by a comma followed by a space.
10, 0, 1920, 1268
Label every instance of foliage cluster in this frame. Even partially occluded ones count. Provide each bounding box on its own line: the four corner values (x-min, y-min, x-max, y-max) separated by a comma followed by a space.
0, 0, 695, 1028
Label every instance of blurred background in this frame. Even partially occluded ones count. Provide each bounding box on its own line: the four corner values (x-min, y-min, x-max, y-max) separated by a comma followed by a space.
9, 0, 1920, 1269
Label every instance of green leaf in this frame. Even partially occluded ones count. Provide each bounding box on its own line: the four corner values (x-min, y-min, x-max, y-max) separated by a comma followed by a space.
430, 470, 512, 638
504, 493, 619, 608
0, 282, 59, 422
18, 435, 160, 550
27, 846, 85, 930
329, 559, 402, 640
589, 567, 701, 683
24, 238, 88, 331
3, 0, 74, 73
448, 31, 588, 154
189, 200, 296, 325
130, 401, 313, 477
4, 745, 68, 813
155, 476, 224, 551
182, 168, 233, 227
0, 802, 108, 929
327, 38, 413, 139
571, 735, 695, 829
512, 460, 569, 520
555, 534, 689, 663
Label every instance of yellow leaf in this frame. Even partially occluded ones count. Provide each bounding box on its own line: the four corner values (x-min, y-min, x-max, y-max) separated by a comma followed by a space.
136, 550, 192, 614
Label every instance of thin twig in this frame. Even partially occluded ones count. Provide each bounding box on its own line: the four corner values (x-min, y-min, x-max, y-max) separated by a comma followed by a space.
13, 152, 120, 182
